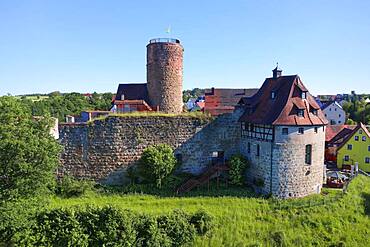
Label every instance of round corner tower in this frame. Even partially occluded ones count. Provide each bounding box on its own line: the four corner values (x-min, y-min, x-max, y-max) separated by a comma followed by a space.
146, 38, 184, 113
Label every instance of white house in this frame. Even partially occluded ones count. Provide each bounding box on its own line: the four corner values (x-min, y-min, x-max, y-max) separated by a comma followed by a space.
321, 101, 346, 125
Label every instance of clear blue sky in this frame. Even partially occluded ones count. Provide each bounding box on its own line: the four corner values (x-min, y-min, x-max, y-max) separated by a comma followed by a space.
1, 0, 370, 96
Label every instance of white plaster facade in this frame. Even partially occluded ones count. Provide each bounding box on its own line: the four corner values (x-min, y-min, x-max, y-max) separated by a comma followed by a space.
322, 101, 346, 125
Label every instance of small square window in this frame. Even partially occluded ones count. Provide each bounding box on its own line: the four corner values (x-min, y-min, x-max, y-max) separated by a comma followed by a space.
365, 157, 370, 164
347, 144, 352, 150
368, 146, 370, 152
314, 127, 318, 133
312, 109, 318, 116
256, 144, 260, 157
282, 128, 288, 135
301, 92, 307, 99
338, 121, 341, 124
247, 142, 251, 154
344, 155, 350, 161
298, 127, 304, 134
339, 114, 341, 117
297, 110, 304, 117
359, 130, 363, 134
335, 108, 337, 111
362, 136, 366, 141
355, 136, 359, 141
271, 92, 276, 99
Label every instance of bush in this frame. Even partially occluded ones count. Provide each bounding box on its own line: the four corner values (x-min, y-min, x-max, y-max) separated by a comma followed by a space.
56, 175, 95, 198
157, 210, 196, 247
134, 214, 171, 247
32, 208, 89, 246
138, 144, 177, 188
229, 154, 249, 185
189, 209, 214, 236
77, 206, 137, 246
9, 207, 212, 247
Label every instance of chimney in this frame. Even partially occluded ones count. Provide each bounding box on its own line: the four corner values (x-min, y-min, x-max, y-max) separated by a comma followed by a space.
272, 64, 282, 78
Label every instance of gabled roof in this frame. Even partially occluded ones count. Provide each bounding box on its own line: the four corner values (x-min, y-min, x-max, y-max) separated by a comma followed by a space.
321, 101, 343, 111
326, 125, 355, 142
238, 75, 328, 126
337, 123, 370, 150
115, 83, 150, 103
205, 88, 258, 107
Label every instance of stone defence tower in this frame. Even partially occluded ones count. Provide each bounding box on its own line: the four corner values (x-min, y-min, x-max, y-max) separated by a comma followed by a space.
146, 38, 184, 113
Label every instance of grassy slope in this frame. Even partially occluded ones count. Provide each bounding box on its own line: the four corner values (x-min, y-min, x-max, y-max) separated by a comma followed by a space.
50, 176, 370, 247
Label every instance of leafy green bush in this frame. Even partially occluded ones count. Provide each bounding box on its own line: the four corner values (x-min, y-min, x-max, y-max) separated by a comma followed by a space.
77, 206, 136, 246
189, 209, 214, 236
134, 214, 171, 247
32, 208, 89, 246
8, 206, 212, 247
157, 210, 196, 246
138, 144, 177, 188
56, 175, 95, 198
229, 154, 249, 185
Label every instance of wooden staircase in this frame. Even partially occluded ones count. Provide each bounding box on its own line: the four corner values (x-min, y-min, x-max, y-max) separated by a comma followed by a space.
176, 164, 229, 194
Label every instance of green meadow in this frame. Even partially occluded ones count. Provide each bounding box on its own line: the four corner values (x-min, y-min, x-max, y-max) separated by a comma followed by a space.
50, 175, 370, 247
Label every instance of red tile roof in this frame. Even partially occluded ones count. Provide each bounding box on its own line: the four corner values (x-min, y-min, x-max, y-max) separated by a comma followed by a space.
238, 75, 328, 126
326, 125, 355, 142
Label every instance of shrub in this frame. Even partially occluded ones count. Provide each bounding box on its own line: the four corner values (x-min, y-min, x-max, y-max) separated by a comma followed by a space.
138, 144, 177, 188
189, 209, 214, 236
134, 214, 171, 247
229, 154, 249, 185
157, 210, 196, 246
32, 208, 89, 246
56, 175, 95, 198
76, 206, 136, 246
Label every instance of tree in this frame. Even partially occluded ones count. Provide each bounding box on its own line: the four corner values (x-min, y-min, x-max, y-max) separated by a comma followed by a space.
137, 144, 177, 188
228, 154, 249, 185
0, 96, 61, 244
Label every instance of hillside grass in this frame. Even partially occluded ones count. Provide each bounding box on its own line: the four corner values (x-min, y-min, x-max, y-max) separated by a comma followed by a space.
50, 175, 370, 246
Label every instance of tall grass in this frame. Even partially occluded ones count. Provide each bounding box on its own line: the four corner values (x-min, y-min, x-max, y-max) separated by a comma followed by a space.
50, 175, 370, 246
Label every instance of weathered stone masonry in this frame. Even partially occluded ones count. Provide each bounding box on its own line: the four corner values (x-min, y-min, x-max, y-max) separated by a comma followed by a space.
58, 112, 242, 185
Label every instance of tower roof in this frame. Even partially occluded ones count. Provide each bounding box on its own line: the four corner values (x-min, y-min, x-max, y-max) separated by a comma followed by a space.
238, 75, 328, 126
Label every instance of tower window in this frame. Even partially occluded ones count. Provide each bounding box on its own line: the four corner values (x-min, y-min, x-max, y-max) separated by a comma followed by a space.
301, 92, 307, 99
305, 144, 312, 165
297, 109, 304, 117
271, 92, 276, 99
282, 128, 288, 135
298, 127, 304, 134
256, 144, 260, 157
314, 127, 318, 133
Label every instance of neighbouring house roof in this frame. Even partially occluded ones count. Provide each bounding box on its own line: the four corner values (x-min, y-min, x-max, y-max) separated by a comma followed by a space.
113, 100, 154, 111
321, 101, 343, 111
337, 123, 370, 151
204, 88, 258, 116
326, 125, 356, 142
115, 83, 150, 103
238, 75, 328, 126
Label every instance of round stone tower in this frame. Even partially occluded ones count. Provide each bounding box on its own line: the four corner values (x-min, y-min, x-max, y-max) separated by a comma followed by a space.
146, 38, 183, 113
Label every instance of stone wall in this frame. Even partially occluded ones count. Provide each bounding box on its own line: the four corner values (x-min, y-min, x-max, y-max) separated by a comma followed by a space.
59, 111, 243, 185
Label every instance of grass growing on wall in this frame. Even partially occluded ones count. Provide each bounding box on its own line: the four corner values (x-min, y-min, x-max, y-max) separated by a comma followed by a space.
50, 175, 370, 246
89, 111, 213, 123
